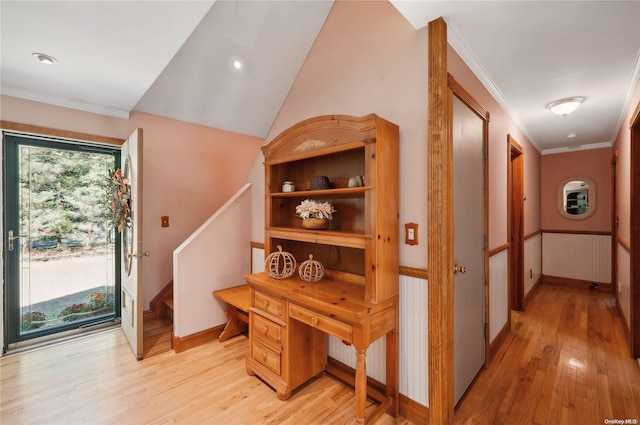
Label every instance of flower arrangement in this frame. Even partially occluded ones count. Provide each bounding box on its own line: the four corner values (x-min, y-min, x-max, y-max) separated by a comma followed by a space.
106, 169, 130, 232
295, 199, 336, 220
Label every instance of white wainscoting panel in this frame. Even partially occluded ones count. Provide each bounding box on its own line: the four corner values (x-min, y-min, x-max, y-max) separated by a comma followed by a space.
542, 232, 611, 283
524, 234, 542, 296
617, 243, 631, 330
252, 247, 265, 273
489, 250, 508, 342
250, 254, 429, 406
328, 274, 429, 407
399, 274, 428, 406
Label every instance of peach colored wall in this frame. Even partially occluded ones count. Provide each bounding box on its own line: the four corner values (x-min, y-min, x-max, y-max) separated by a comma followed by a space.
1, 95, 263, 307
613, 78, 640, 245
447, 47, 542, 247
248, 0, 429, 268
174, 184, 252, 338
541, 148, 612, 232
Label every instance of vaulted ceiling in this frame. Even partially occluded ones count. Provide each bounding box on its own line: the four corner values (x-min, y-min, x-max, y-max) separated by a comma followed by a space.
2, 1, 639, 154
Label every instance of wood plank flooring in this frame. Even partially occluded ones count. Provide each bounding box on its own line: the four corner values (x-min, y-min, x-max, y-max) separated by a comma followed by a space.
142, 312, 173, 358
2, 283, 638, 424
0, 328, 411, 424
453, 283, 640, 425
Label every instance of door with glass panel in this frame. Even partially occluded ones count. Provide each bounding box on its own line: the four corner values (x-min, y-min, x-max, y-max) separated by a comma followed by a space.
4, 134, 120, 346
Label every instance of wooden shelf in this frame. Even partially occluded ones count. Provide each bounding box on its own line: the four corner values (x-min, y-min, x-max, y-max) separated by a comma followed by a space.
269, 187, 369, 198
267, 227, 369, 249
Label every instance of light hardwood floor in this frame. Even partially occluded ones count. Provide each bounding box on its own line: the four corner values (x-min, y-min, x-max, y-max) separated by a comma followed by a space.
2, 283, 639, 425
453, 283, 640, 425
0, 328, 411, 424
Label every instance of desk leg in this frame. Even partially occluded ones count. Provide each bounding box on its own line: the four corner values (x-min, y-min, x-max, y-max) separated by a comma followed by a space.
219, 307, 248, 342
355, 347, 367, 425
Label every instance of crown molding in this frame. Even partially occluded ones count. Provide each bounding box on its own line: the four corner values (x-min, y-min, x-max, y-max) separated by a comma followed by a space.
614, 47, 640, 136
0, 85, 130, 120
541, 141, 612, 156
447, 25, 541, 153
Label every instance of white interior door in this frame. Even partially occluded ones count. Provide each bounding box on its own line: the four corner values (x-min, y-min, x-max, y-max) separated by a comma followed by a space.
120, 129, 144, 359
453, 95, 485, 404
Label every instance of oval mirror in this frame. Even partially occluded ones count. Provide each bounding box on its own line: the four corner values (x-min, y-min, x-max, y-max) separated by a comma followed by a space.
557, 177, 596, 220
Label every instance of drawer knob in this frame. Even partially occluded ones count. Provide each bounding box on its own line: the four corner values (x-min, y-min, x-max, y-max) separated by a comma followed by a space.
261, 326, 268, 334
261, 352, 267, 360
311, 317, 319, 325
263, 300, 269, 308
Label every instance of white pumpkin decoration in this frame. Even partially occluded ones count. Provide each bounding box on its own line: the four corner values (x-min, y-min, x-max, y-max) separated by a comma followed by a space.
265, 245, 296, 279
299, 254, 324, 283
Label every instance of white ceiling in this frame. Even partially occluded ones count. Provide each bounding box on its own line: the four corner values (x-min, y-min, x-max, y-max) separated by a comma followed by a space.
1, 1, 639, 154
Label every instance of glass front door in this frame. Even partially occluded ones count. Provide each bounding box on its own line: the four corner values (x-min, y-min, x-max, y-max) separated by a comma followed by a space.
4, 134, 120, 346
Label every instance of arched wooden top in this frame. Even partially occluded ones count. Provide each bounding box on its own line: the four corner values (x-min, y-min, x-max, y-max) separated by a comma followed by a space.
262, 114, 397, 163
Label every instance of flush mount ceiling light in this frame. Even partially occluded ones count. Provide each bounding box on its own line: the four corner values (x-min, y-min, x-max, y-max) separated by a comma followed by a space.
32, 52, 58, 65
546, 97, 585, 116
567, 133, 578, 139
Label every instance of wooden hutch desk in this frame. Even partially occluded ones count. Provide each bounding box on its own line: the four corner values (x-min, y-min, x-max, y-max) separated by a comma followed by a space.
245, 114, 400, 424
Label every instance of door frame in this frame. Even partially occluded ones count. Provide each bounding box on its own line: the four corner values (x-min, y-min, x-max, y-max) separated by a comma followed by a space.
427, 18, 454, 424
507, 136, 524, 313
1, 120, 123, 352
427, 17, 490, 424
630, 101, 640, 357
611, 152, 618, 298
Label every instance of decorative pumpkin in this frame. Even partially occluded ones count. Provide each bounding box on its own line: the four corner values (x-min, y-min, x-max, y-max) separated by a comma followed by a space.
265, 245, 296, 279
299, 254, 324, 283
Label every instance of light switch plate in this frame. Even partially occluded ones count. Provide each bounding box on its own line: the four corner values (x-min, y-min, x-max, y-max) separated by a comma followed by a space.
405, 222, 418, 245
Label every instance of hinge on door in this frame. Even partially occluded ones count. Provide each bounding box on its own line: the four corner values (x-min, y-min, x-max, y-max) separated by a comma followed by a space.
484, 323, 489, 339
483, 145, 488, 160
483, 234, 488, 249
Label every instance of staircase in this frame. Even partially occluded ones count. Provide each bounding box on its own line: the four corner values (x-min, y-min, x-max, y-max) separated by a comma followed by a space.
143, 281, 174, 358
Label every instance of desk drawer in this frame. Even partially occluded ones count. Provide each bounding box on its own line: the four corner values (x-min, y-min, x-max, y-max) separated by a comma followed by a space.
289, 303, 353, 342
252, 313, 282, 347
254, 291, 283, 318
252, 340, 281, 375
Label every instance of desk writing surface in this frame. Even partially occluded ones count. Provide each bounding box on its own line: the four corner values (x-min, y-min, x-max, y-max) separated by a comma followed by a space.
244, 272, 396, 327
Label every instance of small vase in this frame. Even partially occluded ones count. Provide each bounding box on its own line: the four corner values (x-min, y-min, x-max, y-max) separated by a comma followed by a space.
302, 217, 329, 230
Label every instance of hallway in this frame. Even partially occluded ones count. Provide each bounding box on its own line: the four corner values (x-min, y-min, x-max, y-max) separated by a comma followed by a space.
454, 283, 640, 425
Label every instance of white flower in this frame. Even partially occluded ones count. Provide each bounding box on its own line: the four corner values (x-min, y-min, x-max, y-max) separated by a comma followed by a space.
295, 199, 336, 220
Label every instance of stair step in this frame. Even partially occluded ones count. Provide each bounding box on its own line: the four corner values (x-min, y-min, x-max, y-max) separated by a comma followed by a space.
143, 310, 158, 322
162, 298, 174, 325
163, 298, 173, 310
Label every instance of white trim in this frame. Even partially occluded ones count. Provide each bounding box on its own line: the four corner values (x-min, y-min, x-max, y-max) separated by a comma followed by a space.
0, 85, 130, 120
447, 26, 541, 153
541, 141, 612, 156
612, 48, 640, 140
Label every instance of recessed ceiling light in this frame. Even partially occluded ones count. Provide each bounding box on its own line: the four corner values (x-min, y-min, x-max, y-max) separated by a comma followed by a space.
546, 97, 585, 116
567, 133, 578, 139
32, 52, 58, 65
231, 58, 243, 71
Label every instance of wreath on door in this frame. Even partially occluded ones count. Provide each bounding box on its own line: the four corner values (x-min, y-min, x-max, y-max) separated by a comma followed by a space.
107, 167, 131, 233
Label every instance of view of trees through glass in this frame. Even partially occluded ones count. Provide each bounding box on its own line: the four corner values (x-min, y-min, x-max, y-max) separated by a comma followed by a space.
17, 144, 118, 335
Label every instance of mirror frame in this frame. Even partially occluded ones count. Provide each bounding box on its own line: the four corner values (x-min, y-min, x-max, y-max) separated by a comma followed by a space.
557, 176, 596, 220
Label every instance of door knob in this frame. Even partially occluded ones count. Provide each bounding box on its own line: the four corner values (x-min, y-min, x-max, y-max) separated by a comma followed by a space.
453, 264, 467, 274
128, 251, 151, 259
